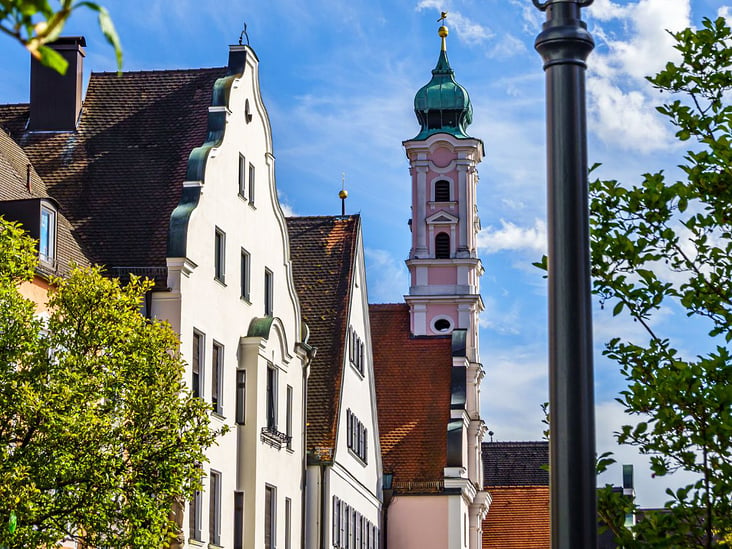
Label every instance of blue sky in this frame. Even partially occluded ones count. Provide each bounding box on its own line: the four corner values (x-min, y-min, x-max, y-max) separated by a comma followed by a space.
2, 0, 729, 507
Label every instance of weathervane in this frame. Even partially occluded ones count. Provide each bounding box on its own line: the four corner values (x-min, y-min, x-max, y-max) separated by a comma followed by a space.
437, 11, 448, 23
239, 22, 250, 46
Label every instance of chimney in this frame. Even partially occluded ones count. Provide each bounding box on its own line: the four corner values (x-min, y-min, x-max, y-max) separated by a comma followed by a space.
29, 36, 86, 131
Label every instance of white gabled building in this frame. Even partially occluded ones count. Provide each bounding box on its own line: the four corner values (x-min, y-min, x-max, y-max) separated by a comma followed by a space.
286, 215, 383, 549
159, 45, 310, 549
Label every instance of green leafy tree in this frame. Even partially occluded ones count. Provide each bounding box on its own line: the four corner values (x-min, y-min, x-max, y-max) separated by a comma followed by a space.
591, 16, 732, 548
0, 217, 223, 548
0, 0, 121, 73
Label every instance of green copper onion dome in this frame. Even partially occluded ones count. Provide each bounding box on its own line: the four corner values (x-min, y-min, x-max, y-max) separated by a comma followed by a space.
413, 25, 473, 140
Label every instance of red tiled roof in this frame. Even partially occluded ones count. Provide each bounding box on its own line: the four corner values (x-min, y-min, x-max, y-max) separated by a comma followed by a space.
0, 67, 226, 286
0, 128, 90, 276
482, 486, 550, 549
369, 303, 451, 491
286, 215, 359, 462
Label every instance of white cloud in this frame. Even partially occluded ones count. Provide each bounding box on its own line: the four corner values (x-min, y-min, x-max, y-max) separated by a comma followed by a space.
487, 34, 527, 59
718, 6, 732, 27
414, 2, 493, 46
585, 0, 692, 152
364, 248, 409, 304
478, 219, 546, 255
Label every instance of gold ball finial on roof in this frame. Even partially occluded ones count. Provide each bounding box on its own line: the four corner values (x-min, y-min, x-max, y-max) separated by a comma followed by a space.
339, 189, 348, 200
438, 25, 448, 38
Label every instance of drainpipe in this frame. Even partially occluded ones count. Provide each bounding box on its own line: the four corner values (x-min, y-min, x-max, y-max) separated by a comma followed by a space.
381, 473, 394, 549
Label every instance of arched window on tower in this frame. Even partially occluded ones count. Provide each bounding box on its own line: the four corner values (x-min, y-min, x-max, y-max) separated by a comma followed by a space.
434, 180, 450, 202
435, 232, 450, 258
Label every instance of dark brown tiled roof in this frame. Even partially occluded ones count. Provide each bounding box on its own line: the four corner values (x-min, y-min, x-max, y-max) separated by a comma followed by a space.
0, 128, 89, 276
286, 215, 359, 462
482, 441, 549, 487
370, 303, 451, 491
482, 486, 550, 548
0, 67, 226, 285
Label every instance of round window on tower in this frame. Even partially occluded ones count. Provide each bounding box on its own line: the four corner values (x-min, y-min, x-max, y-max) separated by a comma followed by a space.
431, 316, 453, 334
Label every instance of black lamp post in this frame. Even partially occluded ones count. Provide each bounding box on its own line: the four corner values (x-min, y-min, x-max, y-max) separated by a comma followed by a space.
532, 1, 596, 547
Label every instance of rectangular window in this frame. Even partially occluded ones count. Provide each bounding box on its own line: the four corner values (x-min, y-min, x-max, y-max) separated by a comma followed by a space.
189, 487, 202, 541
192, 331, 204, 398
236, 369, 246, 425
346, 409, 367, 463
215, 227, 226, 283
285, 497, 292, 549
209, 470, 221, 545
240, 249, 250, 301
39, 205, 56, 262
238, 154, 246, 197
333, 496, 341, 547
234, 491, 244, 549
265, 485, 276, 549
212, 342, 223, 415
248, 163, 255, 205
266, 364, 277, 430
286, 385, 293, 449
264, 268, 273, 316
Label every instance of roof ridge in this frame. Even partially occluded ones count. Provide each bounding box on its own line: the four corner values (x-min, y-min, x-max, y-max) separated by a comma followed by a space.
91, 66, 226, 76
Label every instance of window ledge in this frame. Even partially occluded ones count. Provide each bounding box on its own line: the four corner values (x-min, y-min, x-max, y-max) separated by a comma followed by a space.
211, 410, 225, 421
238, 192, 248, 202
188, 539, 205, 547
214, 277, 227, 287
240, 296, 251, 305
348, 448, 368, 466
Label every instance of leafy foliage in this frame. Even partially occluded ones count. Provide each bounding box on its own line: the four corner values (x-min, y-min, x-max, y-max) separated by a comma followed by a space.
0, 0, 122, 73
0, 217, 223, 548
591, 16, 732, 548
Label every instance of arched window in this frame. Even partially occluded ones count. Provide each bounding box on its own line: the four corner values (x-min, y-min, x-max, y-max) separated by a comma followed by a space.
435, 232, 450, 258
434, 180, 450, 202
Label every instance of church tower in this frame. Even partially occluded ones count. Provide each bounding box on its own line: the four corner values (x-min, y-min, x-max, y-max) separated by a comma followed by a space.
404, 22, 484, 363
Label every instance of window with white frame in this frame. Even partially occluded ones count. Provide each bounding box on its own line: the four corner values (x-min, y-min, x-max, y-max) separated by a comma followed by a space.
39, 204, 56, 263
264, 268, 273, 316
214, 227, 226, 283
286, 385, 293, 449
192, 330, 204, 399
266, 364, 277, 430
189, 484, 203, 541
241, 249, 251, 301
346, 409, 367, 463
212, 341, 223, 415
236, 369, 246, 425
265, 485, 276, 549
209, 470, 221, 545
238, 154, 247, 197
248, 163, 256, 205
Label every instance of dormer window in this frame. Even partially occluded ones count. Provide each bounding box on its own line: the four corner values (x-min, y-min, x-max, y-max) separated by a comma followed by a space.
39, 204, 56, 264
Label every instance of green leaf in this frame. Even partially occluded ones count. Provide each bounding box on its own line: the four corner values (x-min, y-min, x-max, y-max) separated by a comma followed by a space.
74, 2, 123, 71
612, 301, 624, 316
37, 44, 68, 74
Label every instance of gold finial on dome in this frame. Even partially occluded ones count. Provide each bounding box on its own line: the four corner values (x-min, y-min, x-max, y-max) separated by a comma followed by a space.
437, 11, 448, 51
338, 189, 348, 200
